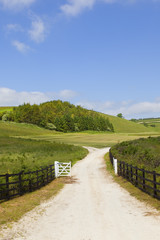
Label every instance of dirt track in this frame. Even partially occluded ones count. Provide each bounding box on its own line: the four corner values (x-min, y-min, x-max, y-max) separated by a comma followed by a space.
1, 147, 160, 240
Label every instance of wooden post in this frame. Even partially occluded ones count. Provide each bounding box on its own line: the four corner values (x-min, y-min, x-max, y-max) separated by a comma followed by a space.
135, 167, 138, 186
142, 169, 145, 191
6, 174, 9, 200
126, 164, 129, 179
47, 167, 49, 183
130, 165, 133, 183
50, 166, 52, 180
29, 179, 32, 192
36, 170, 39, 188
119, 161, 122, 176
19, 172, 23, 196
153, 171, 157, 197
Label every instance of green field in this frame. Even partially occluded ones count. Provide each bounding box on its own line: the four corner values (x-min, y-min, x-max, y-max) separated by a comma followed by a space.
103, 114, 156, 133
136, 118, 160, 132
0, 121, 88, 174
1, 112, 160, 174
0, 107, 13, 113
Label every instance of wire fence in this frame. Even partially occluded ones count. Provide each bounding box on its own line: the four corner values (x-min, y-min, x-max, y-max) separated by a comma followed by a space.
109, 150, 160, 200
0, 164, 55, 201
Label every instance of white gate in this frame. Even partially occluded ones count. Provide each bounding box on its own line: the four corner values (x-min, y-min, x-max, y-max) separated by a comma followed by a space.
54, 161, 71, 178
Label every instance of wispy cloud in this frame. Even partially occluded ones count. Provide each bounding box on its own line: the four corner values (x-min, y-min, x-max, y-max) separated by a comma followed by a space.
0, 0, 36, 10
59, 90, 78, 100
28, 15, 46, 43
60, 0, 157, 17
76, 99, 160, 119
12, 40, 31, 53
0, 88, 78, 106
60, 0, 96, 17
6, 24, 23, 32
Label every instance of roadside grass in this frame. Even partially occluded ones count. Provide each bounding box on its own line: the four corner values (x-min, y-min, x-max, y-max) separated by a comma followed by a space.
0, 136, 88, 174
0, 177, 66, 229
105, 153, 160, 211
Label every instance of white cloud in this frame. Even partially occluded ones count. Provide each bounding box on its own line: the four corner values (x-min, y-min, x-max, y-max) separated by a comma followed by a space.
6, 24, 23, 32
12, 40, 31, 53
60, 0, 157, 17
75, 99, 160, 119
0, 0, 36, 10
59, 90, 77, 100
0, 88, 78, 106
28, 16, 46, 43
60, 0, 96, 16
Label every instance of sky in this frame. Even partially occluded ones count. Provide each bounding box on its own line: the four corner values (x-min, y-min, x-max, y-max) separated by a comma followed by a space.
1, 0, 160, 119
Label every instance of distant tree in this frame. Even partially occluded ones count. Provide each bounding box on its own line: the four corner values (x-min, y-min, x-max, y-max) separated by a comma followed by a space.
130, 118, 137, 122
117, 113, 124, 118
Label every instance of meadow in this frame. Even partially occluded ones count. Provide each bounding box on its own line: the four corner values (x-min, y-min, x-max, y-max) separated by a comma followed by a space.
0, 121, 88, 175
111, 137, 160, 172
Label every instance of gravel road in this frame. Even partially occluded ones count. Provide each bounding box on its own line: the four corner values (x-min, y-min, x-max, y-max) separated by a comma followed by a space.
1, 147, 160, 240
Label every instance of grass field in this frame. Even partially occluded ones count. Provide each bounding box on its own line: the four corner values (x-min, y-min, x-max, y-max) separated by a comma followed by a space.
102, 113, 156, 133
0, 121, 88, 174
0, 107, 13, 113
136, 118, 160, 132
21, 131, 160, 148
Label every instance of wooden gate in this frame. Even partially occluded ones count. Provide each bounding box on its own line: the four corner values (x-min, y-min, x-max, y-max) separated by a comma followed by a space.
54, 161, 71, 178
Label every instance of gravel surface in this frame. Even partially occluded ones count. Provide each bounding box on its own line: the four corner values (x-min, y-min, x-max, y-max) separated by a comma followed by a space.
1, 147, 160, 240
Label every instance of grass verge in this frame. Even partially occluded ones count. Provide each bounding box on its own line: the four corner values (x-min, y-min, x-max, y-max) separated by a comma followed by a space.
0, 177, 66, 229
105, 152, 160, 211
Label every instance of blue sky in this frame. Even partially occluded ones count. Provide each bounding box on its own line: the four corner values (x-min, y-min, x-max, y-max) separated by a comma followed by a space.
1, 0, 160, 119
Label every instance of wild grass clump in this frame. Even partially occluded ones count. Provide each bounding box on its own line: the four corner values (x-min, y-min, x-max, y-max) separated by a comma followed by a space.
0, 137, 88, 175
111, 136, 160, 173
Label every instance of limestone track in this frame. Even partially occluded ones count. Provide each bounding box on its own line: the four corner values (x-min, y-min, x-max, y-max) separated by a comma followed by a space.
1, 147, 160, 240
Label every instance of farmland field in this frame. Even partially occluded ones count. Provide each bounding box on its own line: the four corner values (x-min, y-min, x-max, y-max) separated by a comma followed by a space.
0, 107, 13, 112
0, 120, 160, 174
0, 121, 88, 175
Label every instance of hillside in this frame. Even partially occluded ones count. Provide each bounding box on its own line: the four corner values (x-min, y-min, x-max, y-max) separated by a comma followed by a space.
101, 113, 155, 133
0, 102, 158, 133
135, 118, 160, 132
0, 101, 114, 133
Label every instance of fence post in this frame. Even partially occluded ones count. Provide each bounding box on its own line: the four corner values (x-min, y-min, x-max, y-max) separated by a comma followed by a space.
130, 165, 133, 183
19, 172, 23, 196
6, 174, 9, 200
54, 161, 59, 178
123, 162, 125, 178
119, 161, 122, 176
126, 164, 129, 179
29, 179, 32, 192
135, 167, 138, 186
142, 169, 145, 191
113, 158, 118, 175
153, 171, 157, 197
47, 167, 49, 183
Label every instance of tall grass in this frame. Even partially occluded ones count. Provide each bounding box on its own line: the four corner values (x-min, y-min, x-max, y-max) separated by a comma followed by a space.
111, 136, 160, 173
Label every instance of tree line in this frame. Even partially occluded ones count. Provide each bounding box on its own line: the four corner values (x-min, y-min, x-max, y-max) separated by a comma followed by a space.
0, 101, 114, 133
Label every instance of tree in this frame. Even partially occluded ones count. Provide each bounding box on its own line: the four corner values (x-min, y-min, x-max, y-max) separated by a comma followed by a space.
117, 113, 124, 118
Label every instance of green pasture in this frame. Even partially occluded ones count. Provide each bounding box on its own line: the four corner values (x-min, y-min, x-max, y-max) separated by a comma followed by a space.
0, 107, 13, 113
21, 131, 160, 148
136, 118, 160, 132
0, 121, 88, 174
0, 120, 160, 174
102, 113, 155, 133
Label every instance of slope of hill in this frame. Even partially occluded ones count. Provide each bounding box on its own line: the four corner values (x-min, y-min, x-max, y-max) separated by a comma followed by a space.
0, 102, 158, 133
1, 101, 114, 133
102, 114, 155, 133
